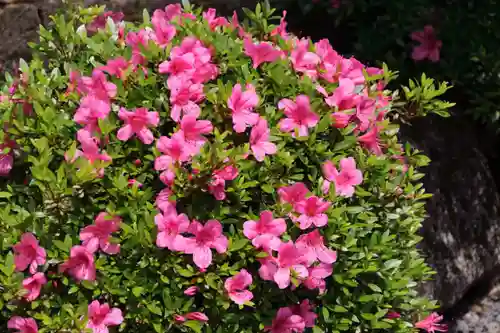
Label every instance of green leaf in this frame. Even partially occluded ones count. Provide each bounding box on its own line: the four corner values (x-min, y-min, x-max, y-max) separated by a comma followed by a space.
229, 238, 249, 251
176, 268, 195, 277
0, 192, 12, 198
333, 305, 348, 313
316, 113, 332, 133
146, 303, 163, 316
184, 320, 203, 333
384, 259, 402, 270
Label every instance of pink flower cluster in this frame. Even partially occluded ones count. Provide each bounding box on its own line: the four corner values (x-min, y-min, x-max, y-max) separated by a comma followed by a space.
266, 300, 317, 333
155, 210, 228, 270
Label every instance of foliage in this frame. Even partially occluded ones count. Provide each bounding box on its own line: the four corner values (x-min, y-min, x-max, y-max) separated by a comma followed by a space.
0, 2, 444, 332
296, 0, 500, 126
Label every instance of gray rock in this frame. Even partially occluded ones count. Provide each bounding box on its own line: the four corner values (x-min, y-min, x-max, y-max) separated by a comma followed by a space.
400, 114, 500, 308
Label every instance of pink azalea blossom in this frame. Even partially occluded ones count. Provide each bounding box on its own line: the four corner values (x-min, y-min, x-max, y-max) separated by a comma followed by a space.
209, 165, 238, 200
79, 212, 121, 254
154, 154, 176, 186
244, 38, 282, 68
322, 157, 363, 197
169, 37, 218, 83
159, 52, 196, 77
250, 117, 277, 161
127, 179, 142, 188
302, 263, 333, 294
155, 212, 190, 251
324, 78, 358, 110
125, 29, 154, 65
78, 70, 117, 101
117, 107, 159, 144
339, 57, 366, 85
290, 300, 317, 328
270, 11, 289, 39
22, 273, 47, 301
244, 211, 286, 251
203, 8, 228, 31
258, 242, 308, 289
174, 314, 187, 323
179, 115, 213, 154
184, 286, 199, 296
72, 129, 112, 166
296, 229, 337, 265
167, 76, 204, 122
59, 245, 96, 281
13, 233, 46, 274
410, 25, 442, 62
278, 182, 309, 208
7, 317, 38, 333
0, 139, 15, 176
86, 300, 123, 333
331, 111, 352, 128
415, 312, 448, 333
98, 57, 130, 80
156, 188, 177, 215
354, 96, 377, 131
87, 11, 124, 33
315, 39, 343, 83
74, 95, 111, 132
185, 312, 209, 322
293, 196, 331, 229
265, 307, 305, 333
182, 220, 228, 269
228, 83, 260, 133
278, 95, 319, 137
224, 269, 253, 305
157, 131, 193, 163
152, 17, 176, 48
290, 38, 320, 78
358, 126, 383, 155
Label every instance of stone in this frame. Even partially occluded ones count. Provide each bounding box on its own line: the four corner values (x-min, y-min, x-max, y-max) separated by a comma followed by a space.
400, 114, 500, 309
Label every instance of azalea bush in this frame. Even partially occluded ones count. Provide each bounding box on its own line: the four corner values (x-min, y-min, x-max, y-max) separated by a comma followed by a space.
293, 0, 500, 124
0, 2, 448, 333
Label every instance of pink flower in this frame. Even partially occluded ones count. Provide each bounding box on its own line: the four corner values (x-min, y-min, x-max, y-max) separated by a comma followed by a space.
155, 212, 190, 251
296, 229, 337, 265
331, 112, 352, 128
265, 307, 305, 333
125, 29, 154, 65
157, 131, 192, 162
159, 53, 196, 77
290, 39, 320, 78
169, 37, 218, 83
174, 314, 187, 323
270, 11, 289, 39
250, 118, 277, 161
128, 179, 142, 188
278, 182, 309, 208
86, 300, 123, 333
410, 25, 442, 62
72, 129, 112, 166
182, 220, 228, 269
415, 313, 448, 333
258, 242, 308, 289
290, 300, 317, 328
98, 57, 129, 80
13, 233, 46, 274
244, 211, 285, 251
154, 155, 176, 186
293, 196, 330, 229
224, 269, 253, 305
74, 95, 111, 132
78, 70, 117, 101
302, 263, 333, 294
244, 38, 282, 68
358, 126, 383, 155
87, 11, 124, 33
167, 76, 204, 122
7, 316, 38, 333
322, 157, 363, 197
179, 115, 213, 154
22, 273, 47, 301
185, 312, 209, 322
324, 78, 358, 110
59, 245, 96, 281
156, 188, 177, 215
315, 39, 343, 83
117, 107, 159, 144
208, 165, 239, 201
228, 83, 260, 133
278, 95, 319, 137
0, 149, 13, 176
79, 212, 121, 254
152, 17, 176, 48
203, 8, 228, 31
184, 286, 199, 296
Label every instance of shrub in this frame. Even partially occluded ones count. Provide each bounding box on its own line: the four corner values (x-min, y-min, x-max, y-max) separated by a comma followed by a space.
294, 0, 498, 125
0, 2, 446, 332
